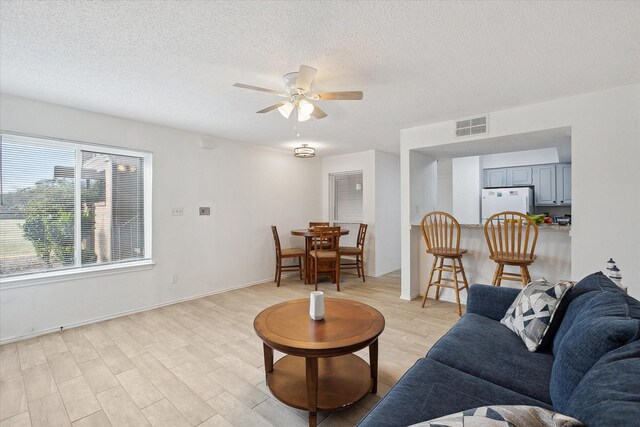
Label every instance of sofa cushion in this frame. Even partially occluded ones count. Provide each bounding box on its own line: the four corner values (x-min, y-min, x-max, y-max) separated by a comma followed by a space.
564, 340, 640, 426
408, 405, 583, 427
427, 313, 554, 404
356, 358, 552, 427
501, 279, 574, 352
552, 272, 636, 354
550, 291, 640, 412
466, 284, 521, 321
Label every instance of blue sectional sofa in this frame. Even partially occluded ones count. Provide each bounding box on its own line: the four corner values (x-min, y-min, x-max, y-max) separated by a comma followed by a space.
358, 272, 640, 426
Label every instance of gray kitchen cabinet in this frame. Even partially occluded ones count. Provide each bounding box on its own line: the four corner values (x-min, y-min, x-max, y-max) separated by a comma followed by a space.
507, 166, 533, 186
556, 163, 572, 205
484, 168, 507, 187
533, 164, 557, 205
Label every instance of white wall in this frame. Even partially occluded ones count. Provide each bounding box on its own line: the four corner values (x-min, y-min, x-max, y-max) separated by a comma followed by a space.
409, 151, 437, 224
322, 150, 401, 277
452, 156, 482, 224
480, 147, 561, 169
436, 159, 453, 213
322, 151, 376, 275
0, 94, 322, 342
374, 151, 401, 276
401, 84, 640, 300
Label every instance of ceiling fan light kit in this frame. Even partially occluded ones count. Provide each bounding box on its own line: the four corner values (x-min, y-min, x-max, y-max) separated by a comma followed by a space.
233, 64, 363, 122
278, 102, 294, 119
294, 144, 315, 158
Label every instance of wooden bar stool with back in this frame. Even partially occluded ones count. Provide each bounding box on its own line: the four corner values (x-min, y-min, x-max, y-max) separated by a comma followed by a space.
483, 211, 539, 287
420, 212, 469, 316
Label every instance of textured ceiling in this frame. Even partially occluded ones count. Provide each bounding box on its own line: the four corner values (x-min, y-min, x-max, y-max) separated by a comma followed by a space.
1, 1, 639, 157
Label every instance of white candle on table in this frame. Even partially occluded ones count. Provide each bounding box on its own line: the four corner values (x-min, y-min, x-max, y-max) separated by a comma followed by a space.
309, 291, 325, 320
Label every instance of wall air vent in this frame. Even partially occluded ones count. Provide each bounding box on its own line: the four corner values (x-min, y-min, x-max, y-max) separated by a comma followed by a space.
455, 115, 488, 137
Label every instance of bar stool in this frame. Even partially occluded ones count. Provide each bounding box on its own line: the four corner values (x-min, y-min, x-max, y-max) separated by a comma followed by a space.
420, 212, 469, 316
483, 211, 538, 287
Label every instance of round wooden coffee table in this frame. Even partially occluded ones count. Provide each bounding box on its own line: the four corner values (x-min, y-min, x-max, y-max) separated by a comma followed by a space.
254, 298, 385, 427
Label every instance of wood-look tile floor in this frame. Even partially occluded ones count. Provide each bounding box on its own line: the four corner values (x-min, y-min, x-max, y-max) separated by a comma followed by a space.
0, 271, 460, 426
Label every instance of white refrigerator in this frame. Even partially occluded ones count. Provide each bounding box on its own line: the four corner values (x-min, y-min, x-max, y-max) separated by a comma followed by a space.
481, 186, 534, 221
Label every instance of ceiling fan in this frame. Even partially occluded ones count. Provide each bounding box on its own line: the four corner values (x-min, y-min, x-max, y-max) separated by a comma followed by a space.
233, 65, 363, 122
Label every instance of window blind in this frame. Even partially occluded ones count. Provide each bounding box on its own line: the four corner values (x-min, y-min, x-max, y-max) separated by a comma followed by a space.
333, 172, 363, 247
0, 133, 150, 278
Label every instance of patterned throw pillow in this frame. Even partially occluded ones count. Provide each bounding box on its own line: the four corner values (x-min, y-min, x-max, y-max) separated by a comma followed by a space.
501, 278, 574, 352
409, 405, 583, 426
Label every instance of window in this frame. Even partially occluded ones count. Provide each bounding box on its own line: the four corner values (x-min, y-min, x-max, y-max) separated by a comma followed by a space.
330, 172, 363, 247
0, 133, 152, 280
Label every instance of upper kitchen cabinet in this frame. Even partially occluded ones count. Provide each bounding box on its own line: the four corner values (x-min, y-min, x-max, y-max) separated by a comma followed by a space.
484, 168, 507, 187
507, 166, 533, 186
556, 163, 572, 205
533, 164, 557, 205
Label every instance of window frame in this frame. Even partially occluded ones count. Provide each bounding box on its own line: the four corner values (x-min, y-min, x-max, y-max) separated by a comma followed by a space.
329, 171, 363, 247
0, 131, 153, 287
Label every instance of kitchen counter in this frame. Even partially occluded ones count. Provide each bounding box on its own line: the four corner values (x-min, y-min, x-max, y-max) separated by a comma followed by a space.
460, 223, 571, 232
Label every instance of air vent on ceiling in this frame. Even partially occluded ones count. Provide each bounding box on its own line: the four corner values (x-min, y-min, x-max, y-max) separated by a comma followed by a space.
455, 115, 488, 137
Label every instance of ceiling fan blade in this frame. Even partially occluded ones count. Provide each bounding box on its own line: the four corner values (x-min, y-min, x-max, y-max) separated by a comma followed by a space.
313, 91, 363, 100
257, 102, 286, 113
233, 83, 283, 96
296, 65, 317, 92
311, 105, 327, 119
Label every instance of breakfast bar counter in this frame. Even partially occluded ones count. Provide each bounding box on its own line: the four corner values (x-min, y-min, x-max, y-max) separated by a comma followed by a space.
411, 222, 571, 304
459, 223, 571, 232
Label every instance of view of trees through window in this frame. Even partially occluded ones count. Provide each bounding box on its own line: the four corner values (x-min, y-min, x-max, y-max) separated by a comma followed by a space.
0, 135, 147, 277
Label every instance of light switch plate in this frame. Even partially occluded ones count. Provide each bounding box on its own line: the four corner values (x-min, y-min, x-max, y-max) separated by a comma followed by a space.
199, 207, 211, 215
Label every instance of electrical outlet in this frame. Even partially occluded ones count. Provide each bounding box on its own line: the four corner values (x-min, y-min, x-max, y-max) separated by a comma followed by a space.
171, 274, 178, 284
171, 208, 183, 216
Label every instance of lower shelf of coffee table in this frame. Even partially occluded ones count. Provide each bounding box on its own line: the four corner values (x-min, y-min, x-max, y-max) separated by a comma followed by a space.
267, 354, 372, 412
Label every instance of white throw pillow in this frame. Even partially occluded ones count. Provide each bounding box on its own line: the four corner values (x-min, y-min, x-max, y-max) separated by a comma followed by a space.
501, 278, 574, 352
409, 405, 582, 426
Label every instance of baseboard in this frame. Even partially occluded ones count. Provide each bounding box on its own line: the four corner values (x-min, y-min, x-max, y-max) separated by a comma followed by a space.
400, 293, 415, 301
0, 275, 276, 345
372, 266, 401, 278
419, 290, 468, 305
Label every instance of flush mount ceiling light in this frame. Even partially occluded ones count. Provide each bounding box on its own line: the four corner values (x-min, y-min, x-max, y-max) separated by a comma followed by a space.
293, 144, 315, 158
234, 65, 363, 122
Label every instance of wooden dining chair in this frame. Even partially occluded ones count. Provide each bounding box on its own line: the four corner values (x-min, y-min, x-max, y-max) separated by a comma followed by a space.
309, 222, 331, 249
339, 223, 368, 282
271, 226, 305, 287
309, 226, 341, 291
309, 221, 330, 228
420, 212, 469, 316
483, 211, 539, 287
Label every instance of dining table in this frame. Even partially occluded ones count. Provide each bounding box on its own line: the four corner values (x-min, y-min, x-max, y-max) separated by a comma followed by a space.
291, 228, 350, 284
